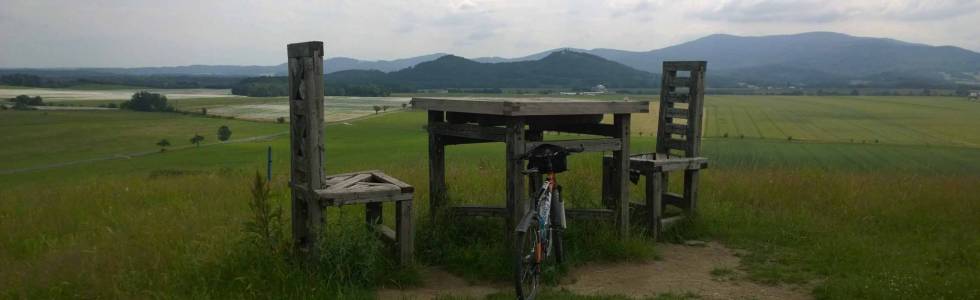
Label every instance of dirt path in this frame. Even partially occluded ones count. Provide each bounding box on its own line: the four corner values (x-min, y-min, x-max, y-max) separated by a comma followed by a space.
378, 242, 811, 299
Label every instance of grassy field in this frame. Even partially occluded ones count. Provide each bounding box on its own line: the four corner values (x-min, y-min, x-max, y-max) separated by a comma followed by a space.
1, 95, 978, 299
0, 110, 287, 171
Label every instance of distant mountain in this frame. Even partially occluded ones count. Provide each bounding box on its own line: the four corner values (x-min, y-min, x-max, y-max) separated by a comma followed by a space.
327, 51, 656, 89
525, 32, 980, 87
0, 53, 449, 77
5, 32, 980, 88
325, 53, 449, 73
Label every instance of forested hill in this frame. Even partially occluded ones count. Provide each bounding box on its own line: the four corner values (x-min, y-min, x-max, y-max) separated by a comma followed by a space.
326, 50, 657, 89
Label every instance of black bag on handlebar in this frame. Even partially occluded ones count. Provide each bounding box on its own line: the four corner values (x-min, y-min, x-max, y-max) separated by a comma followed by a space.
527, 144, 569, 173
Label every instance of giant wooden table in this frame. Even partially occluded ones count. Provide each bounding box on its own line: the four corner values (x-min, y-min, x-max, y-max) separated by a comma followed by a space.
411, 97, 649, 240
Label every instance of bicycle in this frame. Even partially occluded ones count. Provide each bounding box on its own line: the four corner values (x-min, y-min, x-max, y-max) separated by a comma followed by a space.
514, 144, 582, 300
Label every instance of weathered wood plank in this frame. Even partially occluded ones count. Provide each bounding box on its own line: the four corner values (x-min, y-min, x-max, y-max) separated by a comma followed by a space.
429, 122, 508, 142
665, 108, 689, 119
661, 215, 685, 228
505, 117, 527, 243
396, 199, 414, 264
663, 61, 706, 72
670, 77, 692, 88
371, 172, 415, 193
649, 172, 664, 240
287, 41, 324, 58
613, 114, 631, 238
663, 123, 688, 135
532, 123, 618, 137
684, 170, 700, 214
428, 111, 446, 223
666, 139, 689, 151
411, 97, 649, 116
288, 41, 326, 254
663, 192, 687, 208
664, 93, 690, 103
374, 224, 396, 242
525, 138, 623, 154
451, 205, 506, 217
324, 173, 372, 191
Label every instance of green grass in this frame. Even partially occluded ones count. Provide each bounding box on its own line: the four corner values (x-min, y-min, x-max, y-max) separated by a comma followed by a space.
1, 96, 979, 299
0, 110, 286, 171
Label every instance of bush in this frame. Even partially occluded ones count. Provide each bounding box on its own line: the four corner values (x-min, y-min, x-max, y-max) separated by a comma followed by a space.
218, 125, 232, 142
276, 117, 286, 124
8, 95, 44, 106
190, 134, 205, 147
120, 91, 173, 112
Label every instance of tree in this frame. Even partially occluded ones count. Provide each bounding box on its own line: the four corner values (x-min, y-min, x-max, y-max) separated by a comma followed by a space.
850, 89, 859, 96
382, 105, 390, 112
9, 95, 43, 106
156, 139, 171, 152
218, 125, 232, 141
201, 108, 208, 115
190, 134, 205, 147
120, 91, 173, 112
276, 117, 286, 124
373, 105, 381, 114
401, 103, 407, 109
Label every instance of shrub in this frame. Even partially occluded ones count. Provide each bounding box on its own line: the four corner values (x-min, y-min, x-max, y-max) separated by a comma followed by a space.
276, 117, 286, 124
243, 172, 285, 254
190, 134, 205, 147
218, 125, 232, 142
120, 91, 173, 112
9, 94, 44, 106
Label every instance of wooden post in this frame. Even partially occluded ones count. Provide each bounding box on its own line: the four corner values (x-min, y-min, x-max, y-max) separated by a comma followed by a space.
287, 41, 326, 255
613, 113, 630, 238
647, 171, 662, 240
366, 203, 382, 224
683, 170, 699, 214
428, 110, 446, 224
396, 200, 414, 264
505, 117, 527, 242
526, 129, 543, 199
601, 157, 613, 209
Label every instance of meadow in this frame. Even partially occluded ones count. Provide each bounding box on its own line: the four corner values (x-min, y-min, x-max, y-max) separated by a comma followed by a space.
0, 95, 978, 299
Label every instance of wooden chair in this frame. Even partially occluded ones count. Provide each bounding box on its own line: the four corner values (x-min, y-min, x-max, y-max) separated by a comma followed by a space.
603, 61, 708, 241
287, 41, 414, 264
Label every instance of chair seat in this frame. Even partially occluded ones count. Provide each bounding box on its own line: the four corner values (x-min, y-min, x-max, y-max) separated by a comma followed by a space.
630, 152, 708, 172
604, 153, 708, 173
316, 170, 414, 206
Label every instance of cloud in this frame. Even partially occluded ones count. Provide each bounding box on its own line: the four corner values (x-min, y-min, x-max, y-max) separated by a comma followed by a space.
696, 0, 979, 23
0, 0, 978, 68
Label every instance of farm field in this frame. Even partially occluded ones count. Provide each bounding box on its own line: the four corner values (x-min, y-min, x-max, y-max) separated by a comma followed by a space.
0, 110, 287, 172
0, 87, 237, 101
0, 95, 978, 299
171, 96, 412, 122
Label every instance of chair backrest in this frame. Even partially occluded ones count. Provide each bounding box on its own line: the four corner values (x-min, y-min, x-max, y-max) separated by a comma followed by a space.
655, 61, 706, 158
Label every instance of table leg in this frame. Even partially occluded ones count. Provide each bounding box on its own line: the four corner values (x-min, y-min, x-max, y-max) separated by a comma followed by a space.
428, 111, 446, 224
613, 113, 631, 238
505, 117, 526, 243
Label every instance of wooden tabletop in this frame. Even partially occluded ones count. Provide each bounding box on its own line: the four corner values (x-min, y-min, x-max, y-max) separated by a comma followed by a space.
410, 97, 649, 116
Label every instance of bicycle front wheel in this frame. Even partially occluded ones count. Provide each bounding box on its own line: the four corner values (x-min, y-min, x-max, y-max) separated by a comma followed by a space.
515, 215, 540, 300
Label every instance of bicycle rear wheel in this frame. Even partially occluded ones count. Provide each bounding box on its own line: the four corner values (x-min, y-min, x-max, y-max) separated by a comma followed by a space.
515, 214, 540, 300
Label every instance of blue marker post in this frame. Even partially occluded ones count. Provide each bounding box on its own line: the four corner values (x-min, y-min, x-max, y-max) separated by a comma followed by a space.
266, 146, 272, 183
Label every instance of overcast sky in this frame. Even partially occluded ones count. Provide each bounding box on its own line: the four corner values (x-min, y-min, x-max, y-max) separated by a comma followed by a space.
1, 0, 978, 68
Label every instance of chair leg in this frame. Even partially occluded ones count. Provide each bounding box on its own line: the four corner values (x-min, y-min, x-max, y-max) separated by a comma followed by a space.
683, 170, 700, 215
366, 202, 382, 225
646, 171, 663, 241
395, 200, 414, 265
601, 158, 613, 209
